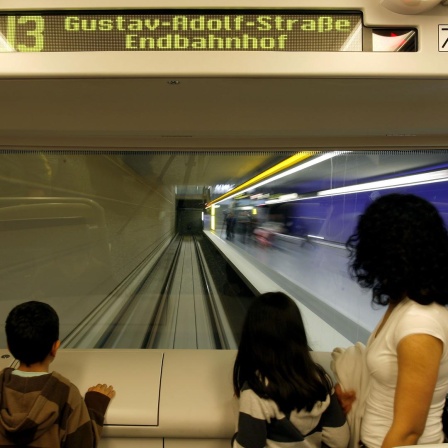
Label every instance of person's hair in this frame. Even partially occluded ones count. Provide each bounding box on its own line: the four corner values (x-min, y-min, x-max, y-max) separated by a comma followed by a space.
346, 193, 448, 306
233, 292, 332, 414
5, 301, 59, 366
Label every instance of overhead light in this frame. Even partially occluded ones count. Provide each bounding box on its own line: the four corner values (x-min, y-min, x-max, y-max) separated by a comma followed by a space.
308, 234, 324, 240
249, 152, 349, 190
206, 152, 314, 207
265, 193, 298, 204
254, 167, 448, 205
206, 151, 348, 208
250, 193, 270, 200
214, 184, 235, 193
317, 169, 448, 197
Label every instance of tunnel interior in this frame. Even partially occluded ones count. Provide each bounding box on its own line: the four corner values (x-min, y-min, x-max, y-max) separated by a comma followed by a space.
0, 150, 447, 349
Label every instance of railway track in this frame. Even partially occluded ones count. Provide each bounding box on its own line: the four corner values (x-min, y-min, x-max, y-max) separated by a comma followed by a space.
62, 235, 236, 349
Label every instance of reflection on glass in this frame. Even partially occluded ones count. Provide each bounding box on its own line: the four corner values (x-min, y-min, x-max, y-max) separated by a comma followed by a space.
0, 151, 447, 350
372, 29, 417, 52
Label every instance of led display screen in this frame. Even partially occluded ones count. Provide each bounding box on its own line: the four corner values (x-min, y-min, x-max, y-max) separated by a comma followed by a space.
0, 10, 363, 52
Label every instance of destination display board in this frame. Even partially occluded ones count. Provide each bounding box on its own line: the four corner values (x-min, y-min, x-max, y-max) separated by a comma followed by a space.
0, 10, 364, 52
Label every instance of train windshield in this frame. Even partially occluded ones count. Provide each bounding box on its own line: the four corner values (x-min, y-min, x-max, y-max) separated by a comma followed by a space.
0, 150, 447, 350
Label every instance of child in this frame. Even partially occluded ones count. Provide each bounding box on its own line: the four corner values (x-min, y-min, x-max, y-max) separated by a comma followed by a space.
232, 292, 349, 448
0, 300, 115, 447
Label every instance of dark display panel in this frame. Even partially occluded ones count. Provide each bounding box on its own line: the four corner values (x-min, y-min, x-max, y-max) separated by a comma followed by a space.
0, 10, 363, 52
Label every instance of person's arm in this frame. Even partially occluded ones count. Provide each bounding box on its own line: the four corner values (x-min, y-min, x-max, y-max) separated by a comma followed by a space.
84, 384, 116, 443
63, 384, 115, 448
334, 383, 356, 414
381, 334, 443, 448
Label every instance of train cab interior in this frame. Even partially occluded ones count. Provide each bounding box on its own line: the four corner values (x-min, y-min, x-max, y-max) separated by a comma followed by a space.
1, 0, 448, 447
